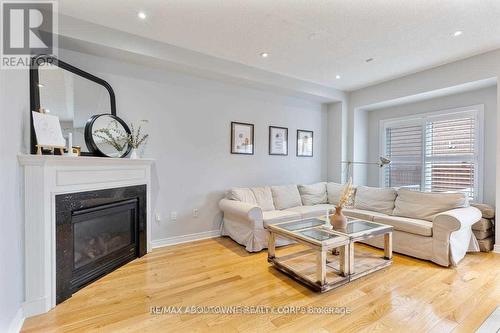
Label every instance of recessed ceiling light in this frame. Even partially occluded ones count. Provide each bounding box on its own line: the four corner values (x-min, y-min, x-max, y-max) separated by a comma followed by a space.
335, 74, 341, 79
308, 32, 321, 40
37, 83, 44, 88
454, 30, 463, 37
365, 58, 374, 63
260, 52, 269, 58
138, 11, 147, 20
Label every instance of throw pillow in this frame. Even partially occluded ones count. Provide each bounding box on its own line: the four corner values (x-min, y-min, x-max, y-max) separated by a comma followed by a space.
298, 182, 327, 205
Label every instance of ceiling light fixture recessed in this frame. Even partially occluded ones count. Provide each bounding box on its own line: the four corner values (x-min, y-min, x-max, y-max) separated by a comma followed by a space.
260, 52, 269, 58
138, 11, 147, 20
454, 30, 463, 37
335, 75, 341, 79
308, 32, 321, 40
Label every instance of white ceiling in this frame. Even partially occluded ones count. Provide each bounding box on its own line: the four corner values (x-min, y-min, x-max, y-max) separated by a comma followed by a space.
58, 0, 500, 91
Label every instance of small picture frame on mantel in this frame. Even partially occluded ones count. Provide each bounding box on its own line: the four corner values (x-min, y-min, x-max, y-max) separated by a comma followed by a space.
32, 111, 66, 155
296, 129, 313, 157
231, 122, 254, 155
269, 126, 288, 156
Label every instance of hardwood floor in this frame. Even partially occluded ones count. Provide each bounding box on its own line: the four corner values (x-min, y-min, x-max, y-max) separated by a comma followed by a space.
22, 237, 500, 332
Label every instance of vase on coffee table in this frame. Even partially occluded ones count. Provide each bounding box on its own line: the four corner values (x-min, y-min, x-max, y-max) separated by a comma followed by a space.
330, 206, 347, 230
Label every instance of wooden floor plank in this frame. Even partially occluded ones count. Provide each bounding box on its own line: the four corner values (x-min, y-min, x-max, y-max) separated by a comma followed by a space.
22, 237, 500, 333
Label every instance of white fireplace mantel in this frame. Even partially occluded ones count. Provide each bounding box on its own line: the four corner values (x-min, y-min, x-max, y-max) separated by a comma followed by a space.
18, 154, 154, 318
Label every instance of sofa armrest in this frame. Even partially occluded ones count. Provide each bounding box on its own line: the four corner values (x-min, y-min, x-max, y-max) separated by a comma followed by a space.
219, 199, 263, 224
433, 207, 482, 232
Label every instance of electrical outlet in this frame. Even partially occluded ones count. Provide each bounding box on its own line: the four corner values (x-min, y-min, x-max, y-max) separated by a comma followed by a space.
193, 208, 199, 218
155, 213, 161, 223
170, 211, 177, 222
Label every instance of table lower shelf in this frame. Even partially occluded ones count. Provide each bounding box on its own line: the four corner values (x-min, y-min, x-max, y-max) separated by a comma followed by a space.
343, 247, 392, 281
269, 249, 349, 292
269, 245, 392, 292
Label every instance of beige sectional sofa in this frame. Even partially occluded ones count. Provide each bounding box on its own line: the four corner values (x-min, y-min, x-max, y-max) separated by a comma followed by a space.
219, 182, 482, 267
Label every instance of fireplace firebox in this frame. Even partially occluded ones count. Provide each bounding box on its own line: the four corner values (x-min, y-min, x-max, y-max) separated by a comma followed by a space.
56, 185, 146, 304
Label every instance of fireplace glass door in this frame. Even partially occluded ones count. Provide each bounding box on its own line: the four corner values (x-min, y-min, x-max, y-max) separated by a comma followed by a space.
74, 209, 133, 269
71, 198, 138, 291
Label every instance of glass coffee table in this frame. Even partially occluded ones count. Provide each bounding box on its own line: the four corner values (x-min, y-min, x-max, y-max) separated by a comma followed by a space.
267, 217, 393, 292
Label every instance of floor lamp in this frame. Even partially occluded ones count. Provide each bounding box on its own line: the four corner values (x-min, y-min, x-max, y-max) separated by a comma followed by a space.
341, 157, 391, 181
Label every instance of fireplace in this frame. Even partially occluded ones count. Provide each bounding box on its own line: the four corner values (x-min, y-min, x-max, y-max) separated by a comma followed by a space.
56, 185, 146, 304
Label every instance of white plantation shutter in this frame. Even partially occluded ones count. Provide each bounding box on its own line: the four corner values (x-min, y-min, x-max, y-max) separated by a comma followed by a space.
382, 107, 482, 201
424, 113, 478, 198
384, 124, 422, 189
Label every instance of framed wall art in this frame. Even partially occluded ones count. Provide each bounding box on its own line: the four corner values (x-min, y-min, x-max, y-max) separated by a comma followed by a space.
231, 122, 254, 155
297, 129, 313, 157
269, 126, 288, 156
32, 111, 66, 154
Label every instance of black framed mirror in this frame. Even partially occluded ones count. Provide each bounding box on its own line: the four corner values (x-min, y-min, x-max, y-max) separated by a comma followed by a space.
30, 54, 117, 156
85, 114, 131, 158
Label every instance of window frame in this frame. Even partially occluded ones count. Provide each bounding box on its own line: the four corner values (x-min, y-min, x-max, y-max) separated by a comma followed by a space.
379, 105, 484, 202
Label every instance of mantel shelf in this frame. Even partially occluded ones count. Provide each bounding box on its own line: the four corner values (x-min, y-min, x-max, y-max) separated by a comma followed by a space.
18, 154, 155, 166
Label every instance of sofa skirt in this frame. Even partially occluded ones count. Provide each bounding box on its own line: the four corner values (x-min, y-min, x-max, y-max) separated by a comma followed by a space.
221, 217, 293, 252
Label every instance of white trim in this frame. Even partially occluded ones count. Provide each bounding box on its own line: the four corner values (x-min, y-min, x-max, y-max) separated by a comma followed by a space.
7, 307, 24, 333
22, 298, 48, 320
476, 306, 500, 333
152, 230, 221, 249
379, 104, 484, 201
476, 107, 485, 202
494, 244, 500, 254
379, 104, 484, 126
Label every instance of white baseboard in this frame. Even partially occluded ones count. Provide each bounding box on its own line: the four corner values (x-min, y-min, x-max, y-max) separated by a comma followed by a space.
151, 230, 221, 249
494, 244, 500, 254
22, 297, 50, 319
7, 307, 24, 333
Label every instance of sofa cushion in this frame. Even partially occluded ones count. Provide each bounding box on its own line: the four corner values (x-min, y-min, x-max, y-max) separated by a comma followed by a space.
473, 229, 493, 240
373, 215, 433, 237
285, 204, 335, 219
227, 188, 257, 205
327, 182, 344, 205
472, 218, 493, 232
263, 210, 301, 227
250, 187, 275, 211
478, 236, 494, 252
393, 189, 468, 221
470, 203, 495, 219
271, 185, 303, 210
354, 186, 396, 215
343, 208, 389, 222
298, 182, 327, 205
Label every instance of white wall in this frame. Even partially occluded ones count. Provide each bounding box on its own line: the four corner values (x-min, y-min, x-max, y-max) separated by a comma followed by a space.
59, 49, 328, 241
326, 101, 347, 183
0, 69, 28, 331
365, 86, 497, 205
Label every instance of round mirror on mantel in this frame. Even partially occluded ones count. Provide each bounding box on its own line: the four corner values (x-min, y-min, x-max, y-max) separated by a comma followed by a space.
84, 114, 131, 158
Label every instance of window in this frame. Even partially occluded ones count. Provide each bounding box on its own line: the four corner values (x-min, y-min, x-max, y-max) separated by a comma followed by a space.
381, 106, 483, 201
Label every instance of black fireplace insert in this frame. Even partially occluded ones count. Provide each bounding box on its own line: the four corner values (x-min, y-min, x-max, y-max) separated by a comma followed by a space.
56, 185, 146, 304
